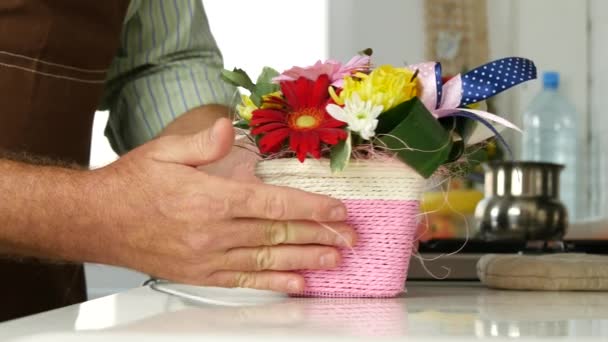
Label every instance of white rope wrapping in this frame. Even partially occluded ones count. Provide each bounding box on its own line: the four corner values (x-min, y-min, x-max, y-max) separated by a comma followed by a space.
255, 159, 427, 201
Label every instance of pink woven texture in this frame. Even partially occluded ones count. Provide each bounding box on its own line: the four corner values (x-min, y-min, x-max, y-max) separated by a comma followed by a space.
297, 298, 407, 336
295, 199, 420, 298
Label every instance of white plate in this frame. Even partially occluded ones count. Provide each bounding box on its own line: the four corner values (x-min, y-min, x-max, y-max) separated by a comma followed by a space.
150, 282, 287, 307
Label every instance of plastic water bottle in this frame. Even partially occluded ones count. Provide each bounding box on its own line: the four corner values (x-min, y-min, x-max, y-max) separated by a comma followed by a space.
522, 71, 579, 221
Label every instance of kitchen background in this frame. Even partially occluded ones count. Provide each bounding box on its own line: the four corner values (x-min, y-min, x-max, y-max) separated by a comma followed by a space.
85, 0, 608, 299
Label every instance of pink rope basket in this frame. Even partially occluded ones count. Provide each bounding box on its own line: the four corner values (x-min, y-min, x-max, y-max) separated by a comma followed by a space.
256, 158, 427, 298
294, 298, 407, 336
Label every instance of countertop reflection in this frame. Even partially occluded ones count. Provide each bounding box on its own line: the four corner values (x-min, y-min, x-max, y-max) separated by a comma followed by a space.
2, 282, 608, 341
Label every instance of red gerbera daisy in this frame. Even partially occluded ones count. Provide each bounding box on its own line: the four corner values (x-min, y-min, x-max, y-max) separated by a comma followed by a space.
250, 74, 348, 162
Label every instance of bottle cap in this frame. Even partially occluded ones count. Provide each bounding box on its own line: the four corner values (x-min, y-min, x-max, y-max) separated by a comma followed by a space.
543, 71, 560, 90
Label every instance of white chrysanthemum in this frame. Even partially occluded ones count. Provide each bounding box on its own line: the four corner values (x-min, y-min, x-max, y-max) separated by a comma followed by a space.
326, 93, 384, 140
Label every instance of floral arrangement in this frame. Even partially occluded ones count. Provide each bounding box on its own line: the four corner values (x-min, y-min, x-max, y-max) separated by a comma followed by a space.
223, 50, 536, 178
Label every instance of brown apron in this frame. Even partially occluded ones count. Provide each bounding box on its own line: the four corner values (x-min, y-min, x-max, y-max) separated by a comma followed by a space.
0, 0, 129, 322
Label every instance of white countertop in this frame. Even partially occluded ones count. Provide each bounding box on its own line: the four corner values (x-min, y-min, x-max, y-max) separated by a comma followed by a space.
1, 281, 607, 341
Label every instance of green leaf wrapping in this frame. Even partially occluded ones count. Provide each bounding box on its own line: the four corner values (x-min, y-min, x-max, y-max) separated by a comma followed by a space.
439, 117, 465, 162
377, 98, 453, 178
375, 98, 418, 134
330, 132, 352, 173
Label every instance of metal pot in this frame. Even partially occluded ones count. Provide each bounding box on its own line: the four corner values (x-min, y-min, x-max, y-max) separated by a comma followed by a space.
475, 161, 568, 241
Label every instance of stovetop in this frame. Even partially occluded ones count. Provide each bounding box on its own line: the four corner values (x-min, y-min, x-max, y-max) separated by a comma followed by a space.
408, 239, 608, 280
418, 239, 608, 254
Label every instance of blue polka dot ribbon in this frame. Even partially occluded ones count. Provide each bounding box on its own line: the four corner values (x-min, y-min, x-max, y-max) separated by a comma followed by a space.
408, 57, 537, 146
434, 62, 444, 108
460, 57, 537, 106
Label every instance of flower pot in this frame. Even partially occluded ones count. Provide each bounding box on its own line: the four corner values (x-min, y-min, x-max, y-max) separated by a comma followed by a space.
255, 158, 427, 297
296, 298, 407, 336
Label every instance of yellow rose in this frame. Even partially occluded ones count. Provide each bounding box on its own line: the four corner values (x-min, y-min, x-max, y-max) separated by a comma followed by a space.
331, 65, 418, 111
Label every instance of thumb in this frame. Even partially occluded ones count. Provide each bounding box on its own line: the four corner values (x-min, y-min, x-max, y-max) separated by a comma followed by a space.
147, 118, 235, 167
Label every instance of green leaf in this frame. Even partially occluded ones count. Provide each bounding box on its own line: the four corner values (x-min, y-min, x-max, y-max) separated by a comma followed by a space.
254, 134, 263, 148
464, 144, 489, 165
233, 120, 250, 130
253, 67, 281, 104
330, 132, 352, 173
254, 82, 280, 98
250, 92, 262, 107
256, 67, 280, 85
221, 68, 256, 92
223, 67, 280, 108
377, 98, 453, 178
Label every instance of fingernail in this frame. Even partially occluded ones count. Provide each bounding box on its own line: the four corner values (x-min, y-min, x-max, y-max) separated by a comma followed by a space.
320, 253, 337, 268
335, 232, 353, 247
287, 280, 301, 293
329, 205, 347, 221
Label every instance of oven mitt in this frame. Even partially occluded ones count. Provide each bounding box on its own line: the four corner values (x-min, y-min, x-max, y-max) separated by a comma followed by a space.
477, 253, 608, 291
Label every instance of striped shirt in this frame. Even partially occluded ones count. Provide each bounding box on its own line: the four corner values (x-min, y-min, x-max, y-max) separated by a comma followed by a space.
99, 0, 236, 154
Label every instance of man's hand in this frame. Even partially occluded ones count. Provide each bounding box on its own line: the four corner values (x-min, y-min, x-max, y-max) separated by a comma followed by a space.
158, 104, 261, 182
86, 118, 356, 293
196, 137, 261, 182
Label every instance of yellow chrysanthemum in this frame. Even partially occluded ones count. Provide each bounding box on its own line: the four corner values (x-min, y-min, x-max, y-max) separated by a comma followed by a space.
330, 65, 418, 111
236, 94, 257, 121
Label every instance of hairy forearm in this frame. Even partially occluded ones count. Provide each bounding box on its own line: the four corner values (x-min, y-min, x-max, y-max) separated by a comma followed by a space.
159, 104, 231, 136
0, 159, 101, 261
0, 105, 232, 262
